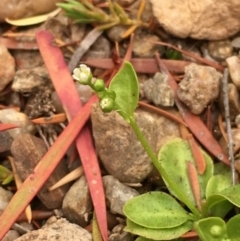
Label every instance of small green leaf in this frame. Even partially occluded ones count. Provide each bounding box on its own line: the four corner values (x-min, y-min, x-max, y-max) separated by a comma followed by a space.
2, 174, 14, 185
194, 217, 227, 241
158, 138, 213, 205
214, 163, 230, 176
218, 184, 240, 207
123, 192, 192, 229
125, 219, 193, 240
165, 49, 182, 60
227, 214, 240, 239
109, 61, 139, 118
205, 174, 231, 198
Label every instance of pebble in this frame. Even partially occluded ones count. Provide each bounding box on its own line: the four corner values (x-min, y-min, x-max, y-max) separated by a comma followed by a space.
226, 56, 240, 89
219, 128, 240, 154
103, 175, 139, 215
0, 109, 36, 138
12, 66, 51, 94
218, 83, 240, 120
62, 175, 93, 227
12, 50, 44, 70
231, 37, 240, 49
11, 134, 69, 209
107, 25, 129, 42
109, 231, 134, 241
0, 129, 12, 154
84, 36, 111, 59
2, 230, 20, 241
15, 217, 92, 241
133, 32, 163, 57
177, 63, 221, 114
143, 72, 174, 107
150, 0, 240, 40
0, 186, 13, 214
91, 104, 180, 183
0, 44, 15, 91
207, 40, 233, 61
0, 0, 63, 22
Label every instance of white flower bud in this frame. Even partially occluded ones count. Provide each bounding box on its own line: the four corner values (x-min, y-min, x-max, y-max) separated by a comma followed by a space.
72, 64, 92, 84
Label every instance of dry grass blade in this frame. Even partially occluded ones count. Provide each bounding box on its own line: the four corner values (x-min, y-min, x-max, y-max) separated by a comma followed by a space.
49, 166, 83, 191
187, 161, 201, 211
187, 134, 206, 175
31, 113, 67, 124
138, 101, 187, 127
0, 37, 38, 50
150, 40, 224, 72
8, 156, 32, 223
36, 30, 108, 241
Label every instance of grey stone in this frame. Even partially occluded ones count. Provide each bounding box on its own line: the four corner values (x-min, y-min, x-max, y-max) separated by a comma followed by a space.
0, 44, 15, 91
177, 63, 221, 114
2, 230, 20, 241
150, 0, 240, 40
0, 109, 36, 138
0, 0, 63, 22
0, 186, 13, 214
62, 175, 93, 227
226, 56, 240, 90
207, 40, 233, 61
15, 217, 92, 241
91, 104, 180, 183
143, 72, 174, 107
103, 175, 139, 215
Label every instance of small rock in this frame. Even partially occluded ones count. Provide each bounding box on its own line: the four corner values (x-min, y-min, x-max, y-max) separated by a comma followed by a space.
0, 130, 13, 154
12, 66, 51, 94
150, 0, 240, 40
0, 186, 13, 214
0, 109, 36, 138
62, 175, 93, 227
133, 32, 163, 57
103, 175, 139, 215
218, 83, 240, 120
0, 44, 15, 91
143, 72, 174, 107
231, 37, 240, 49
12, 50, 44, 70
11, 134, 69, 209
207, 40, 233, 61
177, 63, 221, 114
2, 230, 20, 241
226, 56, 240, 89
109, 231, 133, 241
219, 129, 240, 154
84, 36, 111, 59
91, 104, 180, 182
15, 217, 92, 241
0, 0, 63, 22
107, 25, 129, 42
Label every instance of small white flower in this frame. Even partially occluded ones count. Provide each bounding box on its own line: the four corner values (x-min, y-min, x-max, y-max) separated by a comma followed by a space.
72, 64, 92, 84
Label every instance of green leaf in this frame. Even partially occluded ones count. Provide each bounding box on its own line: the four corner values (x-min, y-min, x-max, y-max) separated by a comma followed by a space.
205, 198, 233, 218
123, 192, 192, 229
109, 61, 139, 118
165, 49, 182, 60
194, 217, 228, 241
0, 165, 12, 183
135, 237, 185, 241
125, 219, 193, 240
227, 214, 240, 239
158, 138, 213, 205
214, 163, 230, 176
205, 174, 231, 198
218, 184, 240, 207
2, 174, 14, 185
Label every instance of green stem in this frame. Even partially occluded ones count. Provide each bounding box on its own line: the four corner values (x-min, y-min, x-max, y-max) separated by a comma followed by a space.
128, 115, 201, 218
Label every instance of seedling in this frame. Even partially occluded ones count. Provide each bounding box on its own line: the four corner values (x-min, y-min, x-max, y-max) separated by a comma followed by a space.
58, 0, 149, 38
73, 62, 240, 240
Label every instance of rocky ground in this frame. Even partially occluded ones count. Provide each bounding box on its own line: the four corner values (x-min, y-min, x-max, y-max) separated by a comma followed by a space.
1, 0, 240, 241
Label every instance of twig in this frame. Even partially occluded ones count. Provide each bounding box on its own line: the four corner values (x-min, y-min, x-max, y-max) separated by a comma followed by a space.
222, 68, 236, 185
68, 28, 103, 72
